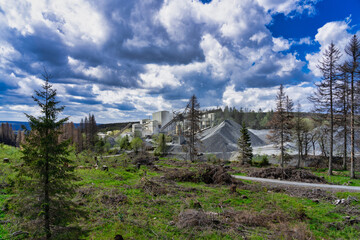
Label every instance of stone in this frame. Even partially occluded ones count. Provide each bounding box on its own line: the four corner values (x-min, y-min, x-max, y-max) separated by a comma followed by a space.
102, 165, 109, 171
114, 234, 124, 240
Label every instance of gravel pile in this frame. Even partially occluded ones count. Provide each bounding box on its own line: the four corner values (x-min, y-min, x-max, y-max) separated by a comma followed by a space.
198, 120, 265, 153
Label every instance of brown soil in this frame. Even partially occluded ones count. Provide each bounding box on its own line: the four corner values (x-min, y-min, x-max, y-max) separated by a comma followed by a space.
164, 164, 235, 185
249, 167, 327, 183
176, 208, 314, 240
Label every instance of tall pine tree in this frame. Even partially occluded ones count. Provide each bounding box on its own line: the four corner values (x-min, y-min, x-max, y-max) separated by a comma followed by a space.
13, 72, 81, 239
238, 122, 253, 164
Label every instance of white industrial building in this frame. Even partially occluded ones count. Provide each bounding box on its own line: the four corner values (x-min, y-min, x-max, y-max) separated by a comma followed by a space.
152, 111, 171, 127
131, 111, 171, 137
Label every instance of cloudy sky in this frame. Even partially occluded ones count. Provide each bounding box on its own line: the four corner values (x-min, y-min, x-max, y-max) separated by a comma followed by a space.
0, 0, 359, 123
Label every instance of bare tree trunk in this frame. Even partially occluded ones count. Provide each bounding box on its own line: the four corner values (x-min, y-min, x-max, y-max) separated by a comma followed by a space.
351, 73, 355, 178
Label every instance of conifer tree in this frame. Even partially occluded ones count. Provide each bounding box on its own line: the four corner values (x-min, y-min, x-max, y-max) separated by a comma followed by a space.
154, 133, 168, 156
13, 72, 80, 239
238, 122, 253, 164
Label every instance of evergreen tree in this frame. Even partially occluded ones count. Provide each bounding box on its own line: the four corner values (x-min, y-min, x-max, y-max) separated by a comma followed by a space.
238, 122, 253, 164
154, 133, 167, 156
13, 72, 81, 239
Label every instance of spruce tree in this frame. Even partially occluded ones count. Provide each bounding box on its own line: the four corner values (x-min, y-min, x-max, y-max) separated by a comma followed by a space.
154, 133, 167, 156
13, 72, 81, 239
238, 122, 253, 164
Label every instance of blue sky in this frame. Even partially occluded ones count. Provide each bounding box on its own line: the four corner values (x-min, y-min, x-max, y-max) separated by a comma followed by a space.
0, 0, 359, 123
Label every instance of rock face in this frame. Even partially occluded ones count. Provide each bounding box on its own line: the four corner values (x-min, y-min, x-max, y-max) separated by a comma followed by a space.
198, 120, 265, 153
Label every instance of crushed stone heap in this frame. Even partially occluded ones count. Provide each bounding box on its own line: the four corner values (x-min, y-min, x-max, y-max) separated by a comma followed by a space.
198, 119, 265, 153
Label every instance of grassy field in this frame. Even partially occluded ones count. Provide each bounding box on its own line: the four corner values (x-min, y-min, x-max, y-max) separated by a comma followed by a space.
310, 168, 360, 186
0, 145, 360, 239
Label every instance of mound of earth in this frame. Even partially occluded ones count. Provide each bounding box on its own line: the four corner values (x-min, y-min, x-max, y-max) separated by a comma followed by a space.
165, 165, 234, 185
249, 167, 327, 184
198, 120, 265, 153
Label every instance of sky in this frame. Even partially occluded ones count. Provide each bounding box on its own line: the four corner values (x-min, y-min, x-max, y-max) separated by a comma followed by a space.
0, 0, 359, 123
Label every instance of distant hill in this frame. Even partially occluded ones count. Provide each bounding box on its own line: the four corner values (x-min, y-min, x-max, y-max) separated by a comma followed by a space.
97, 122, 139, 132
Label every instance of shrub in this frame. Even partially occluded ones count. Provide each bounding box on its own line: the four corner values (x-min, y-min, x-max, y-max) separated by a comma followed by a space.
251, 155, 269, 167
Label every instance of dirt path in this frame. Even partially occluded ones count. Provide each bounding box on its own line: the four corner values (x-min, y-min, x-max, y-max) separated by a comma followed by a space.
233, 175, 360, 192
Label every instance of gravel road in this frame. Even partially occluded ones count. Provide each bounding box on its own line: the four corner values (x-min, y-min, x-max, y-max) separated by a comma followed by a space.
233, 175, 360, 192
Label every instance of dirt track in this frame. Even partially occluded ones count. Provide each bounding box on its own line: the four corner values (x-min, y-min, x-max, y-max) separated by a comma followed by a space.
233, 175, 360, 192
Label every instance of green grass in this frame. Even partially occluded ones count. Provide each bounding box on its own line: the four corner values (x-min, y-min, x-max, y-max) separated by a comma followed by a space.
1, 145, 360, 239
311, 169, 360, 186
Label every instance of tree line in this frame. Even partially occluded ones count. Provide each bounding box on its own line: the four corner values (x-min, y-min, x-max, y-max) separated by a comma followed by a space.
214, 106, 274, 129
0, 122, 26, 147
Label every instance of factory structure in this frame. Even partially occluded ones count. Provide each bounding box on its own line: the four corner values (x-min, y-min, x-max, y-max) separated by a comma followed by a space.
131, 110, 216, 137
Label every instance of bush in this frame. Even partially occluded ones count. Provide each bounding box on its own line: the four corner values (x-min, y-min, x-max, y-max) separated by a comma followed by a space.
206, 154, 217, 163
251, 155, 269, 167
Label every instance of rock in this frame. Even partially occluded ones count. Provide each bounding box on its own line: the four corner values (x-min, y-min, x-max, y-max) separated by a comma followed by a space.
12, 231, 29, 237
102, 165, 109, 171
114, 234, 124, 240
3, 158, 9, 163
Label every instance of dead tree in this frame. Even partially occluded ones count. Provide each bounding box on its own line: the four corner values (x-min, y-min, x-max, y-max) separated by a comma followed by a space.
268, 85, 293, 167
343, 35, 360, 178
335, 64, 350, 170
309, 42, 341, 175
184, 95, 201, 162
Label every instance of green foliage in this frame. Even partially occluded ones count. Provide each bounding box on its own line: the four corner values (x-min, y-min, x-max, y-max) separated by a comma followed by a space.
12, 74, 82, 239
251, 155, 269, 167
154, 133, 168, 156
95, 138, 105, 154
206, 154, 218, 163
238, 122, 253, 164
118, 135, 130, 150
131, 137, 143, 153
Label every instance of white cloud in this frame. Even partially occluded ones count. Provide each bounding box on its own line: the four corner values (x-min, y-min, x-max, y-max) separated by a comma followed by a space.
157, 0, 271, 42
305, 19, 358, 77
298, 37, 312, 45
256, 0, 318, 15
0, 0, 108, 45
68, 57, 110, 80
222, 82, 315, 111
139, 64, 181, 88
272, 37, 291, 51
7, 74, 44, 96
92, 85, 172, 113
